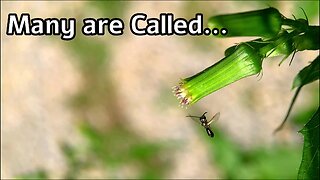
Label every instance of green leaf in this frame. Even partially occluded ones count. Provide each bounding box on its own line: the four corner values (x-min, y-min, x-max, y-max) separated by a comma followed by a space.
292, 56, 320, 89
298, 108, 320, 180
275, 56, 319, 133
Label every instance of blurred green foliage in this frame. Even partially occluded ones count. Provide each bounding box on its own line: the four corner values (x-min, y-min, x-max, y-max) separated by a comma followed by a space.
67, 35, 114, 110
61, 143, 87, 179
293, 106, 319, 126
293, 1, 319, 22
90, 1, 128, 18
18, 123, 172, 179
17, 170, 48, 179
298, 108, 319, 179
62, 2, 172, 179
207, 129, 301, 179
63, 122, 172, 179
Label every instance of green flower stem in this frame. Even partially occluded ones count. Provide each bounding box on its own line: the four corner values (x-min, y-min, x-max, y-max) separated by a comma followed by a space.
225, 30, 295, 59
173, 43, 263, 106
258, 30, 296, 58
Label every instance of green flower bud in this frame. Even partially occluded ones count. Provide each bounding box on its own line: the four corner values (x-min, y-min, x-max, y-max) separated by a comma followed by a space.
225, 31, 294, 59
258, 30, 295, 58
293, 26, 320, 51
173, 43, 263, 106
208, 7, 282, 38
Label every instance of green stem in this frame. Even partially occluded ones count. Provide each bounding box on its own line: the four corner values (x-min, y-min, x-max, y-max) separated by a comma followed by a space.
259, 31, 297, 57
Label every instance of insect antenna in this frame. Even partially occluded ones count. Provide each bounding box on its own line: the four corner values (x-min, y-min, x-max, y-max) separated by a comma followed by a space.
186, 115, 201, 118
201, 112, 208, 117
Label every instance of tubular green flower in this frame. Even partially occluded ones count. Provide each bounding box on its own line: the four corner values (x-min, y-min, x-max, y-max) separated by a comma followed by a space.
173, 43, 263, 106
208, 7, 282, 38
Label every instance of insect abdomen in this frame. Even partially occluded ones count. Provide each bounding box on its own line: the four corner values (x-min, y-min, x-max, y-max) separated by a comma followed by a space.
206, 128, 214, 138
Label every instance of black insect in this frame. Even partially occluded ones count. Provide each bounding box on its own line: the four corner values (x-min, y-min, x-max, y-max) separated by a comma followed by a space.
187, 112, 220, 138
